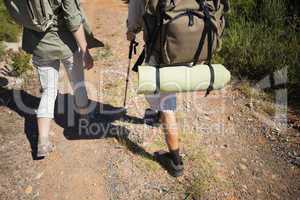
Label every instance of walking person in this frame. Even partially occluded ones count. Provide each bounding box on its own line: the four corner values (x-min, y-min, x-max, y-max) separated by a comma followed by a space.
127, 0, 184, 177
126, 0, 229, 177
20, 0, 94, 158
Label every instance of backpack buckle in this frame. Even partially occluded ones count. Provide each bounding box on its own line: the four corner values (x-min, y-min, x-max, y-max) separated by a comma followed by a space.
187, 10, 194, 27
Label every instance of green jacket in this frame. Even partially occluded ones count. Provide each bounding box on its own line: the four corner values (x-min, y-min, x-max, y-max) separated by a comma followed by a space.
22, 0, 83, 61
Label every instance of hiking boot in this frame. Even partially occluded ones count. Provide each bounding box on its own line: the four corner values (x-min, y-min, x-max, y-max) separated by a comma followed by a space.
144, 109, 161, 127
154, 150, 184, 177
37, 142, 55, 158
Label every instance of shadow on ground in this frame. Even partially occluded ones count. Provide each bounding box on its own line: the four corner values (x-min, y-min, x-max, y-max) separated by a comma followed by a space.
0, 86, 154, 162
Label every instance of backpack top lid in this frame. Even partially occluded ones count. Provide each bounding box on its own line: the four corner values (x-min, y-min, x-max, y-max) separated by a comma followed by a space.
4, 0, 57, 32
145, 0, 230, 15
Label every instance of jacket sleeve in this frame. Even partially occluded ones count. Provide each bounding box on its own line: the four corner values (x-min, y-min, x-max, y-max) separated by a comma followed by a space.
62, 0, 83, 32
127, 0, 146, 33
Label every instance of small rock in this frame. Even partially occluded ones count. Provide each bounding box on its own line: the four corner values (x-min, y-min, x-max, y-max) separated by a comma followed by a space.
271, 128, 281, 134
288, 152, 296, 159
34, 172, 44, 180
241, 158, 248, 163
242, 185, 248, 190
292, 151, 299, 157
257, 189, 262, 194
245, 102, 254, 109
291, 157, 300, 167
160, 187, 168, 193
268, 136, 277, 141
228, 116, 233, 121
239, 163, 247, 170
25, 186, 33, 194
271, 192, 281, 199
33, 192, 40, 199
271, 174, 277, 180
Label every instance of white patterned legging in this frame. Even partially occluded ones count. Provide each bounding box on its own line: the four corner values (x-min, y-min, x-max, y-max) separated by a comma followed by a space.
32, 51, 89, 119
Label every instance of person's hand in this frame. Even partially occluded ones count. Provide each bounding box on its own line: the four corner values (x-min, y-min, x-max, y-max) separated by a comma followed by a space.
82, 49, 94, 70
127, 31, 136, 42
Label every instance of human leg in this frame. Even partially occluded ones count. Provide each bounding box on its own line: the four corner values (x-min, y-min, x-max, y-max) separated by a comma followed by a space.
62, 51, 89, 115
33, 57, 60, 157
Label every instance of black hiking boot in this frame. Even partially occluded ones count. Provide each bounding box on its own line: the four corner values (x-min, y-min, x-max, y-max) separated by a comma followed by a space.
154, 150, 184, 177
144, 108, 161, 127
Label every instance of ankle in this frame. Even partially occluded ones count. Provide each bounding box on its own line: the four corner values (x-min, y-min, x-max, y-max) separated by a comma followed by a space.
169, 149, 182, 165
38, 136, 50, 145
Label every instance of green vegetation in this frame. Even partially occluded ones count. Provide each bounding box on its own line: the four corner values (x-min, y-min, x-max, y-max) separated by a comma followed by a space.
0, 1, 21, 42
11, 51, 32, 77
184, 146, 219, 199
0, 1, 31, 77
93, 44, 113, 60
216, 0, 300, 96
0, 42, 5, 61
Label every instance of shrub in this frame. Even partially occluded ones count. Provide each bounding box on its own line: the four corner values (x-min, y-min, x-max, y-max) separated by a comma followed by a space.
216, 0, 300, 91
0, 42, 5, 61
0, 1, 21, 42
11, 51, 32, 77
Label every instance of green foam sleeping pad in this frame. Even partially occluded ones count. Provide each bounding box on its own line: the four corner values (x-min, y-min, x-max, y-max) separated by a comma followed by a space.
137, 64, 231, 94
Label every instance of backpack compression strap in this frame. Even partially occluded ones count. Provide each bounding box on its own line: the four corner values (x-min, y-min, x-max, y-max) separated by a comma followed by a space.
194, 0, 216, 96
132, 49, 145, 72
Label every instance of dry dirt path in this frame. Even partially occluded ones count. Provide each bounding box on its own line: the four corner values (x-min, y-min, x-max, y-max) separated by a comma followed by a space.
32, 0, 127, 199
0, 0, 299, 199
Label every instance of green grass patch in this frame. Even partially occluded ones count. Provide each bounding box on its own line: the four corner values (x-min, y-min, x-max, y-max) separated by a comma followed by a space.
10, 51, 32, 77
0, 42, 5, 61
180, 132, 231, 198
135, 156, 161, 172
184, 148, 218, 199
93, 44, 113, 60
0, 1, 21, 42
238, 82, 273, 101
147, 134, 165, 152
115, 136, 159, 172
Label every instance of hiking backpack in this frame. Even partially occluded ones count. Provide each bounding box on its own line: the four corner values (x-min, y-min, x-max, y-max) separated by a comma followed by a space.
3, 0, 76, 32
133, 0, 230, 70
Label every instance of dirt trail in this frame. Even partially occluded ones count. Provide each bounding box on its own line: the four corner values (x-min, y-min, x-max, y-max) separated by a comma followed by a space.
34, 0, 125, 199
0, 0, 299, 199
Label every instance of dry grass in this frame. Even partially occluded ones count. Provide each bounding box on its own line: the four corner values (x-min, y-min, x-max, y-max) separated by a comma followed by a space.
134, 156, 161, 172
184, 148, 218, 199
238, 81, 277, 116
93, 44, 113, 61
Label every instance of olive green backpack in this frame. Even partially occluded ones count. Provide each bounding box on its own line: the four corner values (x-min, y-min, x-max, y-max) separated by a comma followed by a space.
133, 0, 229, 95
133, 0, 229, 68
3, 0, 65, 32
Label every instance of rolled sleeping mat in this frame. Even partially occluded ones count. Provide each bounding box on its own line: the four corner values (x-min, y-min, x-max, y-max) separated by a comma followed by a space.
137, 64, 231, 94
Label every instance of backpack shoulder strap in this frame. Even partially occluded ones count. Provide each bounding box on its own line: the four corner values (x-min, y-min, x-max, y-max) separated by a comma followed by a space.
132, 0, 166, 71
